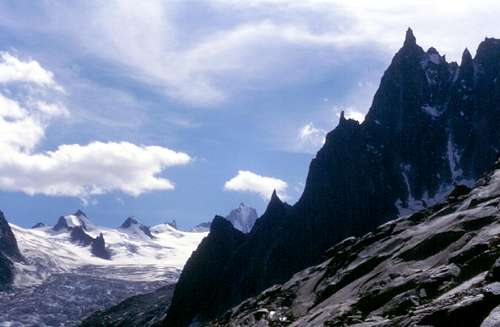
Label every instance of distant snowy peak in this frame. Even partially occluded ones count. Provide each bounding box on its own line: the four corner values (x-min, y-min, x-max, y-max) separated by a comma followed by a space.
53, 210, 90, 232
190, 203, 258, 234
190, 222, 211, 233
225, 203, 258, 234
119, 217, 154, 239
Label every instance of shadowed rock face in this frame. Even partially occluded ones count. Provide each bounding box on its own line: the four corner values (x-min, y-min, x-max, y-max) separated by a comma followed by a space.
165, 216, 246, 327
91, 233, 111, 260
70, 226, 94, 246
32, 222, 47, 229
120, 217, 155, 239
210, 160, 500, 327
53, 210, 88, 232
164, 30, 500, 326
0, 211, 23, 261
0, 210, 23, 289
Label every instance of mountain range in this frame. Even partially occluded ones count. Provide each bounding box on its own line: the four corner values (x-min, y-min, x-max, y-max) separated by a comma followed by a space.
163, 29, 500, 326
0, 210, 207, 326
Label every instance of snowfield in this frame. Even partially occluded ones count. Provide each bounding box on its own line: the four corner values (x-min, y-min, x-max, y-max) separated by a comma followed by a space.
0, 215, 207, 326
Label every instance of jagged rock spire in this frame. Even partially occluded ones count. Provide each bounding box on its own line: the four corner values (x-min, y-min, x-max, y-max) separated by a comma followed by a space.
404, 27, 416, 47
120, 217, 138, 229
269, 190, 282, 206
91, 233, 111, 260
427, 47, 439, 55
338, 111, 346, 125
461, 48, 473, 66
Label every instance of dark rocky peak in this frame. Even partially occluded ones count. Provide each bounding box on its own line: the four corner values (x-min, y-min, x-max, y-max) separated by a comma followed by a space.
425, 47, 446, 66
210, 215, 239, 236
53, 213, 87, 232
336, 111, 361, 131
456, 48, 475, 82
120, 217, 139, 229
475, 37, 500, 65
120, 216, 154, 239
427, 46, 439, 56
394, 27, 424, 60
166, 219, 177, 229
70, 226, 94, 246
363, 29, 433, 128
262, 190, 289, 218
31, 222, 47, 229
91, 233, 111, 260
53, 216, 69, 231
461, 48, 473, 66
338, 110, 347, 125
404, 27, 417, 48
474, 37, 500, 83
165, 216, 247, 327
0, 210, 23, 261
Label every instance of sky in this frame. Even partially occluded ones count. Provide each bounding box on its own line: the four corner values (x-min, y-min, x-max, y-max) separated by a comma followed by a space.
0, 0, 499, 229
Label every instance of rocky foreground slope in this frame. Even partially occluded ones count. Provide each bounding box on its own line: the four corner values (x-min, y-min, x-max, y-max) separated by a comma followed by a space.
210, 160, 500, 327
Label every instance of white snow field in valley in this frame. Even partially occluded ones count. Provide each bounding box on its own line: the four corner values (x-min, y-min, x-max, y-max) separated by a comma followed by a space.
0, 212, 207, 326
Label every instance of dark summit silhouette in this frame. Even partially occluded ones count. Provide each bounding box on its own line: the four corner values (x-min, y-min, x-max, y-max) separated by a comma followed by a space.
91, 233, 111, 260
120, 217, 155, 239
164, 29, 500, 326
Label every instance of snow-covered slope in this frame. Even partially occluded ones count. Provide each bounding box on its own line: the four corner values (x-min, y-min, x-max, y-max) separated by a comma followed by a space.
0, 213, 207, 326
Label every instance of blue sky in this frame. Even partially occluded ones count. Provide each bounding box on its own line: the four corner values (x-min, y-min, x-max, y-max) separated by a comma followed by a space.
0, 0, 498, 229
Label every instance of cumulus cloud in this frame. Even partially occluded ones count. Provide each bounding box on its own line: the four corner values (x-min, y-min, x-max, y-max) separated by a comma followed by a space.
224, 170, 288, 200
297, 123, 326, 153
0, 52, 191, 199
0, 141, 190, 197
0, 52, 63, 91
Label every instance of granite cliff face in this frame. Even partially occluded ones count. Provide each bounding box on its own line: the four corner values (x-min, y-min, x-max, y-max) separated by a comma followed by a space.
164, 30, 500, 326
211, 160, 500, 327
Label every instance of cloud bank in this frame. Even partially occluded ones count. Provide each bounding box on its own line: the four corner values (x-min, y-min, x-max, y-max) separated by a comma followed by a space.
224, 170, 288, 200
0, 52, 191, 199
21, 0, 497, 108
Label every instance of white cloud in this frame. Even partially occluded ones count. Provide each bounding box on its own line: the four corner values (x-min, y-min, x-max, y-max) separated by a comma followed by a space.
0, 52, 63, 91
336, 107, 365, 123
4, 1, 500, 108
0, 141, 190, 198
35, 101, 70, 118
0, 52, 191, 199
297, 123, 326, 153
224, 170, 288, 200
